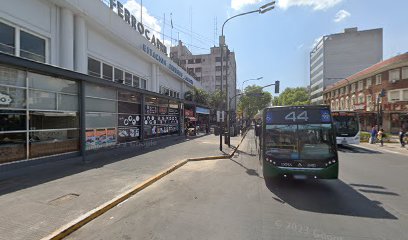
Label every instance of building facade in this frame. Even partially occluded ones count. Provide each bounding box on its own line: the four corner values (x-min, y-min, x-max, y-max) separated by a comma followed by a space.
323, 53, 408, 133
170, 41, 237, 110
0, 0, 203, 165
310, 27, 383, 104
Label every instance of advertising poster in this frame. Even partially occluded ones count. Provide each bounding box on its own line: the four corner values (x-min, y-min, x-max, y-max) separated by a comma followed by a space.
106, 128, 117, 145
168, 108, 179, 115
118, 114, 141, 127
86, 129, 96, 149
159, 107, 168, 115
118, 127, 140, 143
145, 105, 158, 114
95, 129, 107, 146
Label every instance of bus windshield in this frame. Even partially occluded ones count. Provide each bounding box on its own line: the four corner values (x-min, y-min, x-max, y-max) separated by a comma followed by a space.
264, 124, 336, 160
333, 115, 359, 136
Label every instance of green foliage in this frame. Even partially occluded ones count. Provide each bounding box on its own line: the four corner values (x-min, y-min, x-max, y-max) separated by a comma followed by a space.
272, 87, 310, 106
238, 85, 272, 118
184, 87, 209, 105
209, 89, 225, 109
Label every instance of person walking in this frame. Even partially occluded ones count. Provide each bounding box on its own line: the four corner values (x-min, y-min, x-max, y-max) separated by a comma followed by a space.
377, 128, 384, 147
370, 126, 378, 144
399, 127, 406, 147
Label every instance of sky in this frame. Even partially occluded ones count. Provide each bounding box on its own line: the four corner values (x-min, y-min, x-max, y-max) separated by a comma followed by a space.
123, 0, 408, 95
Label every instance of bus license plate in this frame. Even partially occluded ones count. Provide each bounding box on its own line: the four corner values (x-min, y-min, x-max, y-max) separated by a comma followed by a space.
293, 175, 307, 180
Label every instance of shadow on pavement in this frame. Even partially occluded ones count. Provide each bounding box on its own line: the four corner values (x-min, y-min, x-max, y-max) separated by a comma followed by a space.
229, 159, 263, 179
264, 178, 398, 219
0, 135, 223, 196
338, 145, 382, 154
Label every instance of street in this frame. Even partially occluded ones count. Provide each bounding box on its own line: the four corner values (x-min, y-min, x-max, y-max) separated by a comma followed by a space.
67, 130, 408, 240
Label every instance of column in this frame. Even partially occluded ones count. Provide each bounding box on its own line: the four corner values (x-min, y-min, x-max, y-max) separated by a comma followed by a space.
60, 8, 74, 70
74, 15, 87, 74
151, 63, 157, 92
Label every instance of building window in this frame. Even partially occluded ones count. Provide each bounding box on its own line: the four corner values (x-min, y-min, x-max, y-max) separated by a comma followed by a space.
389, 90, 400, 101
366, 78, 372, 89
403, 89, 408, 101
215, 57, 221, 62
140, 78, 147, 90
345, 85, 349, 94
402, 67, 408, 80
187, 59, 194, 64
215, 76, 221, 81
358, 94, 365, 104
195, 67, 201, 73
375, 74, 382, 85
20, 30, 46, 63
195, 58, 202, 63
389, 69, 400, 82
215, 66, 221, 71
357, 80, 363, 91
0, 21, 15, 55
88, 58, 101, 77
350, 83, 356, 93
114, 68, 124, 83
124, 72, 132, 86
133, 75, 140, 88
196, 77, 201, 81
102, 63, 113, 81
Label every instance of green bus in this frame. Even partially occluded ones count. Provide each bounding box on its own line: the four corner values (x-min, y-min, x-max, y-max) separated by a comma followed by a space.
255, 105, 338, 180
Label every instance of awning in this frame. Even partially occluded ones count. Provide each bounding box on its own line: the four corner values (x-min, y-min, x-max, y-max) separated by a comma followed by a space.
186, 117, 197, 121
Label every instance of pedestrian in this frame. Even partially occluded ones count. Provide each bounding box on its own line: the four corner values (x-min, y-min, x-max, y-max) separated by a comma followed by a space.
399, 127, 406, 147
377, 128, 384, 147
370, 126, 378, 144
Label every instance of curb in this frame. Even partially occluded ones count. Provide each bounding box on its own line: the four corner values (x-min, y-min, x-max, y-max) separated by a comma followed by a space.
43, 130, 250, 240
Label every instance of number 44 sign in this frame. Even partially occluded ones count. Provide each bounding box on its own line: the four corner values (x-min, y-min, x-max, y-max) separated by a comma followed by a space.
284, 111, 309, 122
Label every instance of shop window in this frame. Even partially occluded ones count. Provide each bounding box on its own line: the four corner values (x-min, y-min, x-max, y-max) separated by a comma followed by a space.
133, 75, 140, 88
29, 130, 79, 158
20, 30, 46, 63
0, 110, 26, 131
85, 97, 117, 113
118, 101, 141, 114
0, 86, 26, 109
102, 63, 113, 81
58, 94, 78, 111
118, 91, 140, 103
0, 65, 26, 87
0, 132, 26, 163
389, 69, 400, 82
28, 73, 78, 94
114, 68, 124, 84
29, 112, 79, 130
0, 21, 15, 55
124, 72, 132, 86
402, 67, 408, 80
88, 58, 101, 78
84, 83, 116, 100
29, 90, 56, 110
86, 113, 116, 129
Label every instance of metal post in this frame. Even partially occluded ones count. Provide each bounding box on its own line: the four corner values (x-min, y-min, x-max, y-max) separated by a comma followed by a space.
219, 38, 224, 151
79, 80, 87, 162
141, 93, 145, 142
226, 47, 230, 146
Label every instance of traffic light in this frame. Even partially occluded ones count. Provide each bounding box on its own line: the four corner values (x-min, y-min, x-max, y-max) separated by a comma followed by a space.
274, 80, 280, 94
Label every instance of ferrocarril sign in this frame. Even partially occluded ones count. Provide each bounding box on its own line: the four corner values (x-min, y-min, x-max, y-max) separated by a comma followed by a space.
105, 0, 167, 54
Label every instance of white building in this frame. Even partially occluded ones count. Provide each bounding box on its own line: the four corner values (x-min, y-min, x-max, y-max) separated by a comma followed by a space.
310, 27, 383, 104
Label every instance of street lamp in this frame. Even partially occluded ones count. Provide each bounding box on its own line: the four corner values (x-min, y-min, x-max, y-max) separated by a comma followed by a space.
241, 77, 263, 93
219, 1, 275, 150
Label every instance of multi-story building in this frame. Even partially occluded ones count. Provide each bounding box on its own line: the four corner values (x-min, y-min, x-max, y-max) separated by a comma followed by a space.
170, 41, 237, 110
323, 53, 408, 133
0, 0, 203, 165
310, 27, 383, 104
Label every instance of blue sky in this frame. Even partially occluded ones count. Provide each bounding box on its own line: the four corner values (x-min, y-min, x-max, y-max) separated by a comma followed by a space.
123, 0, 408, 95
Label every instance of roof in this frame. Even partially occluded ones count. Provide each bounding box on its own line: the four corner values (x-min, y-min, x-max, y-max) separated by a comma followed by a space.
324, 52, 408, 92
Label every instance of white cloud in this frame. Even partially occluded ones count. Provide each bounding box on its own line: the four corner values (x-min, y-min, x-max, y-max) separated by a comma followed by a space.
124, 0, 162, 35
231, 0, 263, 10
312, 36, 322, 48
333, 9, 350, 22
297, 43, 304, 49
278, 0, 342, 10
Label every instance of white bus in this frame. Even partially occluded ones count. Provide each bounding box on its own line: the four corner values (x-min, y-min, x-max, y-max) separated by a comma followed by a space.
332, 111, 360, 145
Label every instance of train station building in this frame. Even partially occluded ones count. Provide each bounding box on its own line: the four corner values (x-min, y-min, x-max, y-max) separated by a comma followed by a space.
323, 53, 408, 133
0, 0, 204, 165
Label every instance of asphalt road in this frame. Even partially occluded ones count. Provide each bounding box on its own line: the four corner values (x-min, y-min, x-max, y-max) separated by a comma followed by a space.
67, 130, 408, 240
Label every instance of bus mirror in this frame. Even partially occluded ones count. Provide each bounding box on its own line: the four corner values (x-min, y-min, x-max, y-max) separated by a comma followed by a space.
255, 125, 260, 136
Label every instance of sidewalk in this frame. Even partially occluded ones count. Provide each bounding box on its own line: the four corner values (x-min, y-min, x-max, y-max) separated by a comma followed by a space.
0, 134, 242, 240
356, 142, 408, 156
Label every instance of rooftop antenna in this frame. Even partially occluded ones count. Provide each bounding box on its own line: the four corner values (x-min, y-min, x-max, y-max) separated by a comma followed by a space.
213, 17, 218, 46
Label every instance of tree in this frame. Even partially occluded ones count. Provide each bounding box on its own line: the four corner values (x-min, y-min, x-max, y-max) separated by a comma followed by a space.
238, 85, 272, 118
208, 89, 225, 109
184, 87, 209, 105
272, 87, 310, 106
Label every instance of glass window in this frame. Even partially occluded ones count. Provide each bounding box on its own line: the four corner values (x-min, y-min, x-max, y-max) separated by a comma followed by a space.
366, 78, 372, 88
20, 30, 46, 63
215, 66, 221, 71
88, 58, 101, 78
0, 110, 26, 131
195, 67, 201, 73
29, 90, 56, 110
28, 72, 78, 94
0, 65, 26, 87
0, 132, 26, 163
84, 83, 116, 99
389, 91, 400, 101
141, 79, 147, 89
389, 69, 400, 82
118, 101, 141, 114
0, 86, 26, 109
85, 97, 116, 113
375, 74, 382, 85
29, 130, 79, 158
297, 124, 336, 159
0, 22, 15, 55
86, 113, 116, 128
102, 63, 113, 81
29, 112, 79, 130
195, 58, 201, 63
188, 59, 194, 64
58, 94, 78, 111
215, 57, 221, 62
402, 67, 408, 80
118, 91, 140, 103
358, 80, 363, 91
403, 90, 408, 101
133, 75, 140, 88
124, 72, 132, 86
114, 68, 123, 83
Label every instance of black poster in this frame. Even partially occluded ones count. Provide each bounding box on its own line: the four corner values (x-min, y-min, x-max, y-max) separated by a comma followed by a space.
118, 127, 141, 143
118, 114, 141, 127
168, 108, 179, 115
145, 105, 158, 114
